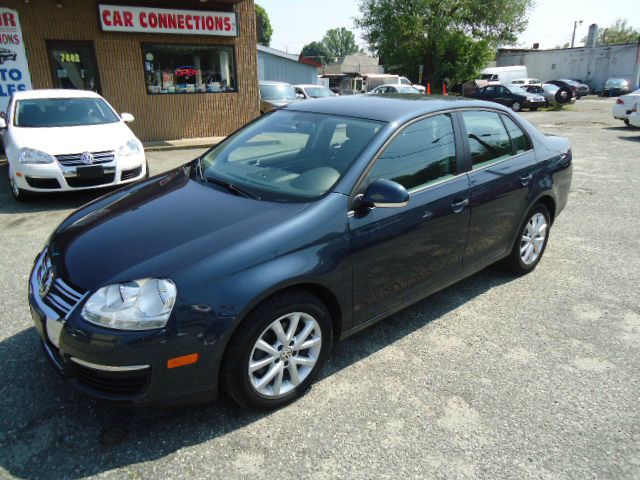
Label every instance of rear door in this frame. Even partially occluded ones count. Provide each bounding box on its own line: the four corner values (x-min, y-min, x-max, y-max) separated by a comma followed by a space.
460, 110, 538, 270
349, 113, 471, 323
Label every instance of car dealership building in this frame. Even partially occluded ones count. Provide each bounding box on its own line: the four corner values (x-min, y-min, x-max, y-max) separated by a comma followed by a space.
1, 0, 259, 141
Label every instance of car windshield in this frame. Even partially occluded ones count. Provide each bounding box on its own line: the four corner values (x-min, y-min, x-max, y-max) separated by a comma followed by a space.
200, 110, 383, 202
508, 86, 528, 95
398, 86, 420, 94
304, 87, 334, 98
260, 84, 297, 101
14, 98, 119, 128
606, 79, 627, 86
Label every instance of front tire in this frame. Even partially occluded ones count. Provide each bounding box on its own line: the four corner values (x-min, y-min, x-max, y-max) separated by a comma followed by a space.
222, 290, 333, 409
503, 204, 550, 274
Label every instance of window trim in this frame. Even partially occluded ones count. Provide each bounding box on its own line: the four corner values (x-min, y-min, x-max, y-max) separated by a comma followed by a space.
140, 41, 239, 96
349, 109, 467, 207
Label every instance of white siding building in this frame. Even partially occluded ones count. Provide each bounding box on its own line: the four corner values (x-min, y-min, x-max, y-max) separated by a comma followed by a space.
496, 42, 640, 92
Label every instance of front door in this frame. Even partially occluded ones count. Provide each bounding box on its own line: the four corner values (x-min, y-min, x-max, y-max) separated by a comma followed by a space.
460, 110, 538, 270
349, 113, 471, 324
46, 41, 101, 93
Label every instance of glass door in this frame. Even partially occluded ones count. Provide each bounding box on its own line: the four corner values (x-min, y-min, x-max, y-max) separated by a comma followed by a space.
47, 41, 101, 93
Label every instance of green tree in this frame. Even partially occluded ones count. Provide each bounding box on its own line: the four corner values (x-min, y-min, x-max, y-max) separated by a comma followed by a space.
581, 18, 639, 45
357, 0, 533, 87
301, 41, 331, 65
321, 27, 360, 62
255, 4, 273, 46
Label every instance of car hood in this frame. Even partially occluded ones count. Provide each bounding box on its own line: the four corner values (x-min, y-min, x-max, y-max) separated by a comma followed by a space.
11, 122, 135, 155
48, 166, 307, 290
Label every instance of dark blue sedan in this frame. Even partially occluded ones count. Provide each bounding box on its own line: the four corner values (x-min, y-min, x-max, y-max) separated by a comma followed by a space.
29, 95, 572, 408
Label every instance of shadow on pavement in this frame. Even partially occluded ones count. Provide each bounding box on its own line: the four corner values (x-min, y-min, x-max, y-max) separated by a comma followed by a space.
0, 266, 515, 479
0, 164, 122, 215
618, 135, 640, 143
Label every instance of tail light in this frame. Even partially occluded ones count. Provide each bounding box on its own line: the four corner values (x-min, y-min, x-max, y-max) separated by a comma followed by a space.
616, 98, 625, 104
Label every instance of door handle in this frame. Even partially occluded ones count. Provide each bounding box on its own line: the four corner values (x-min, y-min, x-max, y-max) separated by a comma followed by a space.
451, 198, 469, 213
520, 174, 533, 186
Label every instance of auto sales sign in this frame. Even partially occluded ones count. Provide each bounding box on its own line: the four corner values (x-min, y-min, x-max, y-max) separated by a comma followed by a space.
0, 9, 32, 115
99, 5, 238, 37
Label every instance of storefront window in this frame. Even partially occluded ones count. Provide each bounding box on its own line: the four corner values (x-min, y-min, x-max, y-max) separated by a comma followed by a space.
143, 44, 236, 94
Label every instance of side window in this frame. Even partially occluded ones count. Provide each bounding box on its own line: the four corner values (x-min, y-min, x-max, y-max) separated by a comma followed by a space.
462, 111, 513, 169
484, 86, 495, 94
501, 115, 531, 154
366, 114, 457, 191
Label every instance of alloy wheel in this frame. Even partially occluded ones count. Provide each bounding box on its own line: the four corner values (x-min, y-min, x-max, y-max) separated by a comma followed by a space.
512, 102, 522, 112
248, 312, 322, 398
520, 212, 547, 265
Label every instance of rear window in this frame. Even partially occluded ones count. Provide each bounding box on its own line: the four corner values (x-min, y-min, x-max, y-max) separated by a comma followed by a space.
462, 111, 512, 169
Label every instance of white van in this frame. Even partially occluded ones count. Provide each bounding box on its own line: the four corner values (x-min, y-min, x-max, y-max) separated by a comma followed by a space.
480, 66, 528, 85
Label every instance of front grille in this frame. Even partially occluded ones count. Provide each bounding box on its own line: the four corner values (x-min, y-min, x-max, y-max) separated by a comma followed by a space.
66, 173, 115, 188
55, 150, 115, 167
25, 177, 61, 189
43, 277, 85, 318
70, 362, 151, 396
121, 166, 142, 181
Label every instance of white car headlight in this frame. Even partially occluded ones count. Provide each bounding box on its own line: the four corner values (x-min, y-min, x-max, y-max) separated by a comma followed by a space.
116, 139, 142, 158
18, 148, 55, 164
82, 278, 177, 330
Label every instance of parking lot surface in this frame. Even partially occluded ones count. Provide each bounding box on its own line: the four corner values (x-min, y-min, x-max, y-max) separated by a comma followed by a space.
1, 98, 639, 479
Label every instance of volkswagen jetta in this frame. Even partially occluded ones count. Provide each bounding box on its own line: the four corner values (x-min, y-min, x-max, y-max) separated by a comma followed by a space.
29, 95, 572, 408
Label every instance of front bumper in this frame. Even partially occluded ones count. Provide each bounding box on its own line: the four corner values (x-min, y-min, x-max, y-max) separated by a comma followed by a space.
12, 153, 146, 193
28, 250, 232, 406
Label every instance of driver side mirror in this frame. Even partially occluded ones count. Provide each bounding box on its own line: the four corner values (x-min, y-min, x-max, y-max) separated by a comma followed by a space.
356, 179, 409, 209
0, 117, 6, 129
121, 112, 135, 123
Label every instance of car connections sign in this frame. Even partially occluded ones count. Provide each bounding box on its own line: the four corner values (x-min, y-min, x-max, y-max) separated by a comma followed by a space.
0, 9, 32, 115
99, 5, 238, 37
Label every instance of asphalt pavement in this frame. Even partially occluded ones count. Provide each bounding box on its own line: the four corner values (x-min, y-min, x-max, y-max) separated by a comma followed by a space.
0, 97, 638, 479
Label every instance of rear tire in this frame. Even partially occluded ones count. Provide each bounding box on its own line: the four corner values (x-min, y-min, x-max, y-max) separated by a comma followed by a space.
503, 203, 551, 274
512, 101, 522, 112
624, 119, 630, 126
222, 290, 333, 409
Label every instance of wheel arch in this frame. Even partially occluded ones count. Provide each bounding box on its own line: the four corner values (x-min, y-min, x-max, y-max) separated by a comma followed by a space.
535, 194, 557, 225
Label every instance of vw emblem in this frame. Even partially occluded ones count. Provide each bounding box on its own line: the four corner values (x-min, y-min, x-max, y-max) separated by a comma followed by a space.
80, 152, 94, 165
37, 255, 54, 298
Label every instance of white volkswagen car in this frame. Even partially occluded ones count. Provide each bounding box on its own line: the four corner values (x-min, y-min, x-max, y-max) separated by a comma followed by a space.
0, 89, 147, 201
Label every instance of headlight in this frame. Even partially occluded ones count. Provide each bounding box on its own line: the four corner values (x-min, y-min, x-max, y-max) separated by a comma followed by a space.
82, 278, 177, 330
116, 139, 142, 158
18, 148, 54, 164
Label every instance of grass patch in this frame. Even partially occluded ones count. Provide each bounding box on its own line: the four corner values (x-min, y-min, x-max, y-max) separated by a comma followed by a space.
542, 104, 573, 112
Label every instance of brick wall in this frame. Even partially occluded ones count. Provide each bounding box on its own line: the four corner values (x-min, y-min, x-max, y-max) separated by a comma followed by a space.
3, 0, 259, 141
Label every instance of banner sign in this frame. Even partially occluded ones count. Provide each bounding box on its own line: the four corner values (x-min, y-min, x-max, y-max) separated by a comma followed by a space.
0, 8, 32, 115
99, 5, 238, 37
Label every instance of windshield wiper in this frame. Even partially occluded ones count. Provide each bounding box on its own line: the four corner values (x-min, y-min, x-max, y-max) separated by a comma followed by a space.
205, 175, 259, 200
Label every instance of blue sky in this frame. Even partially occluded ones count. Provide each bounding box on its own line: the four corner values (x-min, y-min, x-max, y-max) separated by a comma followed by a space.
257, 0, 640, 53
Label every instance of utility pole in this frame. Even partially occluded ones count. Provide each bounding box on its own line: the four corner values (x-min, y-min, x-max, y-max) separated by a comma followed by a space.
571, 20, 583, 48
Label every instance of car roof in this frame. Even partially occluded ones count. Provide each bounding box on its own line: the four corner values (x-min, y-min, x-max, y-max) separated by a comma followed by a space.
12, 89, 103, 100
285, 94, 507, 122
259, 80, 291, 86
294, 84, 328, 88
